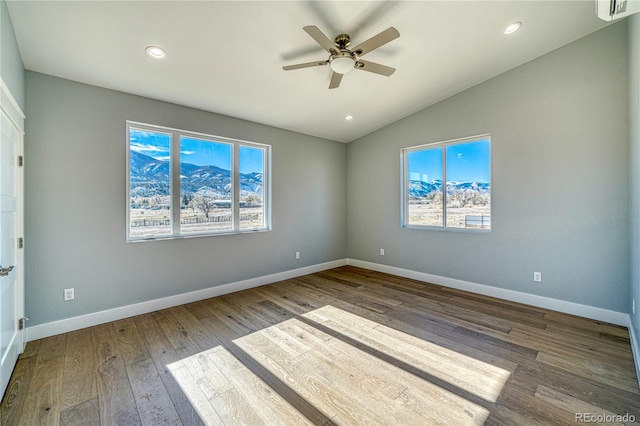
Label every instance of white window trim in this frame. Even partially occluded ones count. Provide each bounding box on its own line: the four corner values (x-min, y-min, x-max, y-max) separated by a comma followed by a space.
126, 121, 271, 242
401, 133, 491, 233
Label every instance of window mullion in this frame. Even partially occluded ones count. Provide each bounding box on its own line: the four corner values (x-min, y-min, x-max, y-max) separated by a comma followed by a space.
401, 150, 408, 227
171, 132, 181, 235
264, 147, 271, 229
233, 144, 240, 230
441, 144, 447, 228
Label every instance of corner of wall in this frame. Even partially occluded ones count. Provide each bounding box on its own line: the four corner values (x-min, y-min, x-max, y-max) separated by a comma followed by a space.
0, 0, 26, 110
628, 13, 640, 387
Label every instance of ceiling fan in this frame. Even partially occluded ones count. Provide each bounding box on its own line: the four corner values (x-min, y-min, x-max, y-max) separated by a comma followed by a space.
283, 26, 400, 89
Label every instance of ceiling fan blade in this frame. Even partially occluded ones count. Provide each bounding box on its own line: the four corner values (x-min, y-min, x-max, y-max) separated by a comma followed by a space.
303, 26, 337, 54
283, 60, 328, 71
329, 72, 343, 89
281, 45, 324, 61
349, 2, 399, 40
351, 27, 400, 57
305, 2, 337, 37
356, 59, 396, 77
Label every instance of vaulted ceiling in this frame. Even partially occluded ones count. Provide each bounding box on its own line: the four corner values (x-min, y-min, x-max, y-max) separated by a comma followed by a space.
7, 1, 609, 142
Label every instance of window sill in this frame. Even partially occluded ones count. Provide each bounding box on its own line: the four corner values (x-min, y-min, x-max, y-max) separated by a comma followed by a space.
402, 224, 491, 234
126, 227, 271, 243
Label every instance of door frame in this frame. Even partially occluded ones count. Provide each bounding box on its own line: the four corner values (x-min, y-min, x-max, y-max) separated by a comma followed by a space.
1, 77, 26, 356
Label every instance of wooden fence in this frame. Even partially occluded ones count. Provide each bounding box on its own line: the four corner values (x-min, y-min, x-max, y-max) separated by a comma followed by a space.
464, 215, 491, 228
131, 213, 260, 228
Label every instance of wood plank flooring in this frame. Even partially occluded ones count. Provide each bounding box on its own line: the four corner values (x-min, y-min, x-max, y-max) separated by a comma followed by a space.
1, 266, 639, 425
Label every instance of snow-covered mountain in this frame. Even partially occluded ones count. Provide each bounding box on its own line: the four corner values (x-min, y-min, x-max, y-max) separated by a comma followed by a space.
130, 151, 262, 197
408, 179, 490, 198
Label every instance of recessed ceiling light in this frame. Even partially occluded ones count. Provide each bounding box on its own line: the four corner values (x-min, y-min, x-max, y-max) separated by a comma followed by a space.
504, 21, 522, 35
145, 46, 167, 59
344, 115, 354, 121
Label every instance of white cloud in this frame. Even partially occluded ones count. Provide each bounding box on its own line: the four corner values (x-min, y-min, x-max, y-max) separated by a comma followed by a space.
181, 150, 196, 155
131, 142, 170, 154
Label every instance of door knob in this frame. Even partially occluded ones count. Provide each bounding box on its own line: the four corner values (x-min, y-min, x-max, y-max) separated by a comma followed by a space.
0, 265, 14, 277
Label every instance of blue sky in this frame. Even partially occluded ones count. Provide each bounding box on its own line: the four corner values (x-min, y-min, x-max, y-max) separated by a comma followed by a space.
239, 146, 264, 174
180, 137, 231, 170
408, 139, 490, 183
130, 129, 171, 161
408, 147, 442, 183
130, 129, 264, 173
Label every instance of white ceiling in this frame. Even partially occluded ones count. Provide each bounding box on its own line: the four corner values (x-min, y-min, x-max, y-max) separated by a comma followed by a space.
7, 1, 609, 143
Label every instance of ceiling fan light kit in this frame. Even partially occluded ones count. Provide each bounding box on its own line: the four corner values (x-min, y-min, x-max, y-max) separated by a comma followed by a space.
329, 54, 355, 74
283, 25, 400, 89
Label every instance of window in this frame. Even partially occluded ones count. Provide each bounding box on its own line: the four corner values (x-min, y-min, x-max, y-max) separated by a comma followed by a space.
402, 135, 491, 231
127, 122, 270, 241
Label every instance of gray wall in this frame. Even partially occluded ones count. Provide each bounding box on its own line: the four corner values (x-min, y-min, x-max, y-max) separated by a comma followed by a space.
629, 14, 640, 347
17, 17, 635, 328
1, 0, 24, 109
25, 72, 347, 326
347, 22, 629, 313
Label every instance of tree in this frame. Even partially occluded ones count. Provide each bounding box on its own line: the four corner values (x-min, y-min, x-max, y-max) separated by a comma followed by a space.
194, 195, 215, 219
245, 195, 261, 206
427, 190, 442, 205
182, 194, 192, 208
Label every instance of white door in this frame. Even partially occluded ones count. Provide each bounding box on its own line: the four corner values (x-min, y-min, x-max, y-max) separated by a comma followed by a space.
0, 106, 24, 398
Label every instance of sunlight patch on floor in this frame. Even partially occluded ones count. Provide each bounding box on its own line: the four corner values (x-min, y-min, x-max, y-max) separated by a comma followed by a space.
235, 315, 490, 425
168, 346, 316, 425
304, 304, 511, 403
167, 304, 508, 424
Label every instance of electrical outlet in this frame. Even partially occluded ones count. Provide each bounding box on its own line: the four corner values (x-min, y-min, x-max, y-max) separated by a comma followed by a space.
64, 288, 75, 301
533, 272, 542, 282
295, 251, 300, 260
380, 248, 385, 256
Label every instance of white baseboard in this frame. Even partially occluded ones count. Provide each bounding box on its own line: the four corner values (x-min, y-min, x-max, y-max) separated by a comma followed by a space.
629, 319, 640, 388
347, 258, 629, 327
26, 259, 347, 341
27, 257, 630, 341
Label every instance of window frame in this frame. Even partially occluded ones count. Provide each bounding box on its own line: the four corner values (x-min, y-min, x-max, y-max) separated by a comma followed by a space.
126, 121, 271, 242
401, 134, 491, 233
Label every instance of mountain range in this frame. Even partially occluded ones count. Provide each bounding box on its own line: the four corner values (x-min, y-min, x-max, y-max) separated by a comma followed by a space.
408, 179, 490, 198
130, 151, 263, 198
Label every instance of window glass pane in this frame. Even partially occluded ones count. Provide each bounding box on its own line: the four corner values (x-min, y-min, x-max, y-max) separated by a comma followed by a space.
179, 137, 232, 233
127, 122, 271, 241
129, 128, 172, 237
239, 146, 265, 229
445, 139, 491, 229
407, 147, 443, 227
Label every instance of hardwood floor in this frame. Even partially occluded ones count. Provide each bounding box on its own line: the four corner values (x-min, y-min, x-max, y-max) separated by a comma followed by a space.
1, 266, 638, 425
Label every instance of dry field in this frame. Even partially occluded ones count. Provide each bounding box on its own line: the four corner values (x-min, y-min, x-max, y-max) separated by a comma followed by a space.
408, 203, 490, 229
130, 206, 264, 237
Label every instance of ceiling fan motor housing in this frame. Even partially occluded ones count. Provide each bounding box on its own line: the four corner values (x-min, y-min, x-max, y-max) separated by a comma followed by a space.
334, 33, 351, 48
